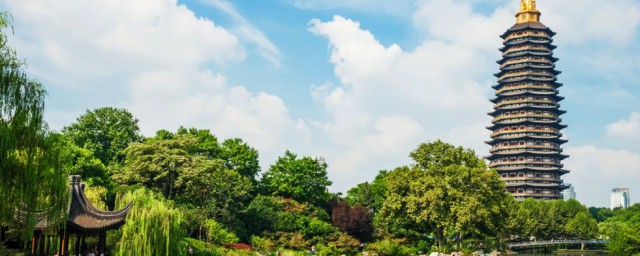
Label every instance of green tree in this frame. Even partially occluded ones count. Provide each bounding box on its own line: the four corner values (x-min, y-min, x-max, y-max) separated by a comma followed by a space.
565, 212, 598, 239
114, 132, 253, 239
260, 151, 332, 205
0, 12, 68, 241
346, 170, 388, 213
377, 141, 512, 250
589, 207, 614, 222
220, 138, 260, 183
63, 107, 142, 166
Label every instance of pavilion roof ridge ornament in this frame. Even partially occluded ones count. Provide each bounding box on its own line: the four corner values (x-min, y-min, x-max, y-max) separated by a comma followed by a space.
516, 0, 541, 24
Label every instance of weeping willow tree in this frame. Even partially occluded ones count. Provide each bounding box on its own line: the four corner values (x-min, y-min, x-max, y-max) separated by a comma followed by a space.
114, 188, 185, 256
0, 12, 68, 242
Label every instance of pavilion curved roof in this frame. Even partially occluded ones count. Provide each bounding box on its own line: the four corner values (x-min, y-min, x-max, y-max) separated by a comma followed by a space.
15, 175, 131, 232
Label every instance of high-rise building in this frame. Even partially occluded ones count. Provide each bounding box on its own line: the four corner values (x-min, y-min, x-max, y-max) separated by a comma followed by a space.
611, 188, 630, 210
561, 184, 576, 200
486, 0, 569, 200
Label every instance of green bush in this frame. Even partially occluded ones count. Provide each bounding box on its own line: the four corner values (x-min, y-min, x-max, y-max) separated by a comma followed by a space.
205, 219, 239, 245
181, 237, 224, 256
303, 219, 337, 238
366, 239, 412, 256
250, 236, 276, 254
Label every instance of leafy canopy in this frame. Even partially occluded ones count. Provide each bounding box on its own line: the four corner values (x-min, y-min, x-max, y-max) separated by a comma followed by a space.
260, 151, 332, 205
63, 107, 143, 166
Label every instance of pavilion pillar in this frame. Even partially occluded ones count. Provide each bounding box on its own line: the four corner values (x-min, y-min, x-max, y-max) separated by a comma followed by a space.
61, 230, 69, 256
38, 232, 45, 256
31, 234, 36, 256
81, 235, 86, 254
100, 231, 107, 253
75, 234, 81, 256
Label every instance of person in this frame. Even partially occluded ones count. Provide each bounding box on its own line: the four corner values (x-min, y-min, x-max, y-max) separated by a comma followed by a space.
311, 245, 316, 255
188, 246, 194, 255
89, 251, 95, 256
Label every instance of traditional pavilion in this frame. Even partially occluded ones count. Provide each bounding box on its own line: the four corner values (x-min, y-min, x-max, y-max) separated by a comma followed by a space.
17, 175, 131, 256
486, 0, 569, 200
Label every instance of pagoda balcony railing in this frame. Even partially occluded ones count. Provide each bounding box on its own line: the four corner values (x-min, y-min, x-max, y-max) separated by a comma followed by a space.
496, 84, 556, 94
502, 176, 562, 182
492, 133, 561, 140
490, 144, 560, 152
503, 45, 550, 55
493, 117, 560, 124
501, 62, 554, 71
496, 88, 558, 97
503, 49, 551, 57
491, 128, 559, 136
511, 191, 561, 197
499, 71, 555, 82
500, 58, 553, 69
503, 31, 551, 43
489, 160, 562, 168
504, 36, 552, 46
492, 113, 557, 122
495, 103, 557, 110
495, 98, 556, 107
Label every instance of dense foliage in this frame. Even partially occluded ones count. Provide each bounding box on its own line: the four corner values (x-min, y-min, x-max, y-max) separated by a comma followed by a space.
507, 198, 598, 240
599, 204, 640, 255
260, 151, 332, 205
62, 107, 142, 166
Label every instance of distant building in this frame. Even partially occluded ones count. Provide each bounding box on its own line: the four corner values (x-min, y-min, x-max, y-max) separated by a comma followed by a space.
561, 184, 576, 200
486, 0, 569, 201
611, 188, 630, 210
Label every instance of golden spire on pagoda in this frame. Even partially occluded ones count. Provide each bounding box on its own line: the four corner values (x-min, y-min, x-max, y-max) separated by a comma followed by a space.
516, 0, 541, 24
520, 0, 537, 12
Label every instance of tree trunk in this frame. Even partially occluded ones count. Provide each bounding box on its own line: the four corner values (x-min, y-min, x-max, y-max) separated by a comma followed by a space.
457, 231, 462, 252
437, 226, 445, 251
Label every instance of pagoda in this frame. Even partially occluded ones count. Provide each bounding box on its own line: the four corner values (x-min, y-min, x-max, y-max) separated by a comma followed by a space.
486, 0, 569, 200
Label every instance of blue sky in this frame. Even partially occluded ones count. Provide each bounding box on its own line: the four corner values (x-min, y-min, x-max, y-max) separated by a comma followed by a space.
1, 0, 639, 207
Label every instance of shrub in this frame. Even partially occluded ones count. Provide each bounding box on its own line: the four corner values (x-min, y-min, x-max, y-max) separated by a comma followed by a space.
366, 239, 412, 256
303, 219, 337, 238
204, 219, 239, 245
250, 236, 276, 254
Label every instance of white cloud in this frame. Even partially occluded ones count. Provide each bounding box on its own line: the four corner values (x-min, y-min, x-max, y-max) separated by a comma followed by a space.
2, 0, 245, 89
564, 145, 640, 207
204, 0, 282, 66
607, 112, 640, 139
